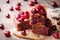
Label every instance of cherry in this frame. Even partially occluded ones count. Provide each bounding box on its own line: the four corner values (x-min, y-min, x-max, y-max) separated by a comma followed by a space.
16, 11, 25, 22
24, 11, 29, 19
6, 14, 10, 18
35, 4, 41, 9
21, 30, 26, 36
29, 1, 34, 6
31, 8, 37, 14
6, 0, 10, 4
52, 32, 59, 39
9, 6, 14, 11
18, 17, 24, 22
23, 0, 28, 1
39, 9, 46, 14
17, 2, 21, 6
20, 11, 24, 16
4, 30, 11, 37
15, 14, 21, 20
15, 6, 21, 11
0, 24, 4, 30
52, 2, 58, 7
35, 4, 41, 12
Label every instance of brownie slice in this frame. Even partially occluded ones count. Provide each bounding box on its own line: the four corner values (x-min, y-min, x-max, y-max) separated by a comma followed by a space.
31, 9, 53, 35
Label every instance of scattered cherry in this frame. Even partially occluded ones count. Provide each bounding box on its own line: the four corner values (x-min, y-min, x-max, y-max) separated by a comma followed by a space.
0, 24, 4, 30
21, 30, 26, 36
15, 6, 21, 11
24, 11, 29, 19
52, 32, 59, 39
6, 0, 10, 4
52, 2, 58, 7
9, 6, 14, 11
6, 13, 10, 18
4, 30, 11, 37
29, 1, 34, 6
17, 2, 21, 6
20, 11, 24, 16
15, 14, 21, 20
18, 17, 24, 22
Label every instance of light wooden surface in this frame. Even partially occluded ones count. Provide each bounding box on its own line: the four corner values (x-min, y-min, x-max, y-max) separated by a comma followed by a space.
0, 0, 60, 40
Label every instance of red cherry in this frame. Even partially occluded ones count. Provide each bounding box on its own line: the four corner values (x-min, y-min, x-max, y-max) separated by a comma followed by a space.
29, 1, 34, 6
6, 0, 10, 4
4, 30, 11, 37
52, 32, 59, 39
6, 14, 10, 18
23, 0, 28, 1
24, 11, 29, 19
15, 14, 21, 19
18, 17, 24, 22
31, 8, 37, 13
35, 4, 41, 12
0, 24, 4, 30
39, 9, 46, 14
9, 6, 14, 11
21, 30, 26, 36
15, 6, 21, 11
35, 4, 46, 14
20, 11, 24, 15
35, 4, 41, 9
52, 2, 58, 7
17, 3, 21, 6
